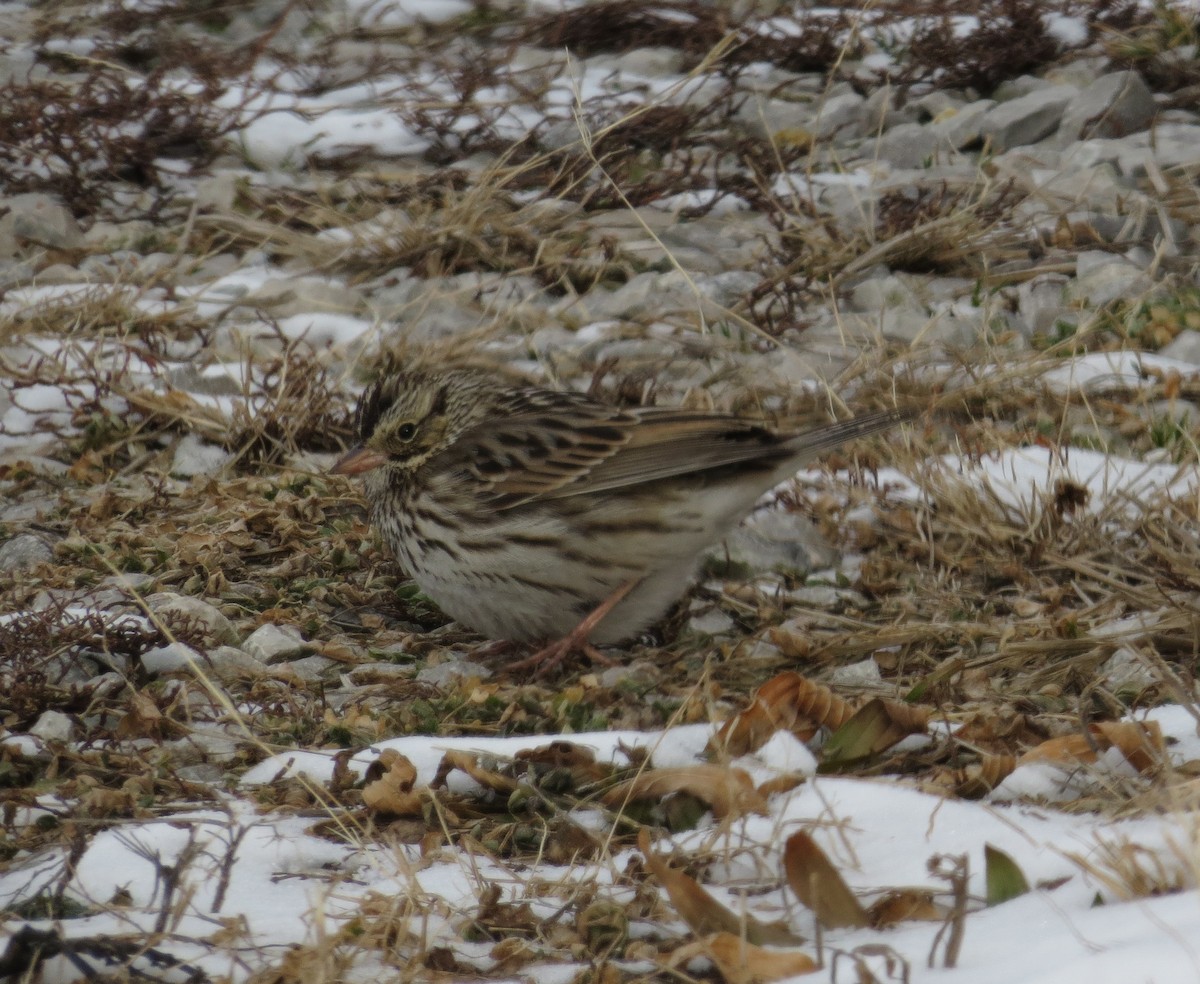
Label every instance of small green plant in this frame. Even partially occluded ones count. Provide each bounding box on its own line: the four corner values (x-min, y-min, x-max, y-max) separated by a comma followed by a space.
1149, 413, 1190, 450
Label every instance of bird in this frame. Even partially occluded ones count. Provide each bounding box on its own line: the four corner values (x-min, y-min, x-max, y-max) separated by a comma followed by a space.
331, 368, 911, 672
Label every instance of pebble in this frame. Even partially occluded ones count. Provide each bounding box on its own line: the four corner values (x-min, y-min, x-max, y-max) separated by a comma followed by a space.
417, 658, 493, 687
0, 532, 53, 572
144, 592, 239, 646
707, 510, 836, 580
29, 710, 75, 744
0, 193, 84, 255
141, 642, 205, 675
243, 624, 310, 663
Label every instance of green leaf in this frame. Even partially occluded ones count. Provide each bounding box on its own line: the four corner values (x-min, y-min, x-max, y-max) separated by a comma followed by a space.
985, 844, 1030, 906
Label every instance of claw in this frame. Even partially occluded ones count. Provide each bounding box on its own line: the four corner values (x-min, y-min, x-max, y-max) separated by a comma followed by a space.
503, 578, 639, 676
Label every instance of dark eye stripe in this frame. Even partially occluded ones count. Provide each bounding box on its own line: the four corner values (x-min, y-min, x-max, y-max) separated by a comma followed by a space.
356, 379, 397, 440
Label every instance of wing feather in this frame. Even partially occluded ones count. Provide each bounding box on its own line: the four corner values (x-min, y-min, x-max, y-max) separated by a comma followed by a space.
443, 396, 911, 509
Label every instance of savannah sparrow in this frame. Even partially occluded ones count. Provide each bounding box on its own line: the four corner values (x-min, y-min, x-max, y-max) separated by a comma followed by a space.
332, 368, 910, 664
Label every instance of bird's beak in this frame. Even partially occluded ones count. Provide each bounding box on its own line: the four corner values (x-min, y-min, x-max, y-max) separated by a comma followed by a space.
330, 446, 388, 475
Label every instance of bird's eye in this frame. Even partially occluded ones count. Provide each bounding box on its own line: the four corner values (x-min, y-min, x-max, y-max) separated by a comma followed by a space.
397, 422, 417, 441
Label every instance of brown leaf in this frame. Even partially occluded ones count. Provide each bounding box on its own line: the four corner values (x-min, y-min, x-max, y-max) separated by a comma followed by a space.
114, 691, 166, 740
820, 698, 931, 771
432, 750, 518, 794
362, 749, 423, 816
868, 888, 945, 926
639, 830, 800, 946
1094, 721, 1165, 773
950, 753, 1019, 798
710, 672, 855, 758
515, 740, 596, 768
1018, 721, 1164, 774
756, 774, 806, 799
605, 765, 767, 819
667, 933, 818, 983
783, 830, 869, 929
515, 739, 612, 784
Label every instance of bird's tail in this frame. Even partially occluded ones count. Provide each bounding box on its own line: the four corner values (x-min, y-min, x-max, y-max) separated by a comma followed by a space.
783, 406, 917, 461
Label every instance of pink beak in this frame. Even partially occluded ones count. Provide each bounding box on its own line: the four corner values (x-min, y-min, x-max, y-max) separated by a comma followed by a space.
330, 446, 388, 475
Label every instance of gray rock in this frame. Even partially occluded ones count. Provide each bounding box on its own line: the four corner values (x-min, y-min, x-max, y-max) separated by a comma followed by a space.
1016, 275, 1071, 336
912, 91, 962, 119
1067, 252, 1152, 308
144, 592, 239, 646
277, 654, 339, 682
0, 47, 37, 86
30, 710, 75, 744
242, 278, 365, 319
206, 645, 271, 679
813, 92, 866, 140
0, 193, 84, 256
0, 533, 53, 572
194, 171, 242, 212
980, 85, 1076, 151
176, 763, 228, 784
783, 584, 871, 609
1160, 330, 1200, 366
1057, 71, 1156, 145
733, 92, 801, 140
687, 608, 737, 636
243, 623, 310, 663
873, 123, 940, 169
936, 100, 994, 148
141, 642, 204, 675
827, 657, 883, 688
603, 46, 685, 78
417, 657, 492, 686
598, 660, 659, 689
864, 85, 916, 131
993, 74, 1058, 101
1069, 123, 1200, 177
707, 510, 837, 579
849, 274, 923, 313
1099, 646, 1157, 695
166, 724, 241, 764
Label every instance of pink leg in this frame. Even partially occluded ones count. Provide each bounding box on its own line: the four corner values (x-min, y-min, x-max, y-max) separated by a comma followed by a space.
504, 578, 639, 676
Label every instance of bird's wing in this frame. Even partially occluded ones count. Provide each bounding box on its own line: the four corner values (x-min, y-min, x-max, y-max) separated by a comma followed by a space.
449, 396, 909, 508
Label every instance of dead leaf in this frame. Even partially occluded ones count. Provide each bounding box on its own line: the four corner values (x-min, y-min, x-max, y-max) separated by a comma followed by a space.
1018, 721, 1164, 774
432, 750, 519, 794
756, 774, 806, 798
515, 740, 596, 768
114, 690, 167, 740
710, 672, 855, 758
783, 830, 869, 929
667, 933, 818, 983
868, 888, 945, 926
515, 740, 611, 784
605, 765, 767, 819
820, 698, 931, 771
639, 830, 800, 946
362, 749, 423, 816
949, 754, 1019, 798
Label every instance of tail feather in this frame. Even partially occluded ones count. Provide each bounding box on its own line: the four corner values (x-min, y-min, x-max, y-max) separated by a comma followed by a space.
783, 407, 917, 461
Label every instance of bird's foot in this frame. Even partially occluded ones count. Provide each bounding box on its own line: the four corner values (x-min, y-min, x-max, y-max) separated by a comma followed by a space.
504, 579, 638, 677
